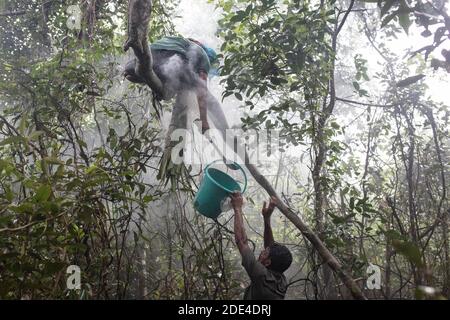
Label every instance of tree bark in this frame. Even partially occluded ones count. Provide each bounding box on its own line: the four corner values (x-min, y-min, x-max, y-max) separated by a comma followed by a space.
401, 107, 422, 287
123, 0, 167, 100
125, 0, 367, 301
421, 106, 449, 296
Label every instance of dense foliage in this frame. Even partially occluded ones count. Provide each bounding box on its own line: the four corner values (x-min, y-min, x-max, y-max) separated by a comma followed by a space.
0, 0, 448, 299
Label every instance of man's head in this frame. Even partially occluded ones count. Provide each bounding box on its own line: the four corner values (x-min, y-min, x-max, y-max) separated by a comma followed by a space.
188, 38, 219, 73
258, 243, 293, 273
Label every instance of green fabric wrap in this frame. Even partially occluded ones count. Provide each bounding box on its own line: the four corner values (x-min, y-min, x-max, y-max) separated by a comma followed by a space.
150, 36, 211, 74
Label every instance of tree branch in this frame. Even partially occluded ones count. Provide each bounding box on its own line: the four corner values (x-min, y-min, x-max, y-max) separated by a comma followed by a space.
336, 97, 395, 108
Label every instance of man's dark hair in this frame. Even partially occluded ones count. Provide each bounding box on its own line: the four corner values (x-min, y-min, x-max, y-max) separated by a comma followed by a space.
267, 243, 292, 273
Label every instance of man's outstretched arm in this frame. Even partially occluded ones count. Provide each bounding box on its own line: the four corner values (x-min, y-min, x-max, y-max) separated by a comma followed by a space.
196, 71, 210, 134
230, 192, 249, 254
262, 197, 277, 248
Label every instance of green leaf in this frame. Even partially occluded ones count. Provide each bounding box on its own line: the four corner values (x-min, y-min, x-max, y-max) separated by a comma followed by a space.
86, 165, 98, 174
349, 197, 355, 210
330, 122, 340, 130
143, 195, 153, 203
5, 188, 14, 202
398, 12, 412, 34
77, 139, 87, 148
384, 229, 403, 241
392, 240, 423, 267
43, 262, 65, 275
43, 157, 64, 165
222, 91, 234, 100
35, 184, 51, 202
18, 115, 27, 135
28, 131, 44, 141
9, 203, 34, 214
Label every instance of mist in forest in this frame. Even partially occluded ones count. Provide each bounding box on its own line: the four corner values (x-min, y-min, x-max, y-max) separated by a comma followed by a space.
0, 0, 449, 302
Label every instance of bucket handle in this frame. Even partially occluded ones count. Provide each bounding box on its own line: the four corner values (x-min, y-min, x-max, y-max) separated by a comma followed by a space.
204, 159, 247, 194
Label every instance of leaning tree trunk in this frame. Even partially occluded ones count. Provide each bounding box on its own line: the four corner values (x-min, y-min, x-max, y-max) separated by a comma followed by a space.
124, 0, 367, 301
421, 106, 449, 297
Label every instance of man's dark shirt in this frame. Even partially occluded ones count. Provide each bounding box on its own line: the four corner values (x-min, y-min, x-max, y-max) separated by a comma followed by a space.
241, 246, 287, 300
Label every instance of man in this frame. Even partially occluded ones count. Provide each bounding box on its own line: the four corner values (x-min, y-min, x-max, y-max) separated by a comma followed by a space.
230, 192, 293, 300
123, 36, 219, 133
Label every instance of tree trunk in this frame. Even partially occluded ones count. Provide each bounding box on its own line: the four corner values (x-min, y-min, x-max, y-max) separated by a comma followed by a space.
312, 117, 338, 299
205, 93, 366, 299
401, 108, 422, 287
243, 158, 366, 300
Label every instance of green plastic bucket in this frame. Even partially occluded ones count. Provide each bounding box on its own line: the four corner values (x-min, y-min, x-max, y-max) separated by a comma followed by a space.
194, 160, 247, 219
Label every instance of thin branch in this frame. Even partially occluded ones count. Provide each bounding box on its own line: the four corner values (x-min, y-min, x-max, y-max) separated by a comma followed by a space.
336, 97, 395, 108
0, 1, 57, 18
336, 0, 356, 36
0, 212, 66, 233
0, 10, 27, 17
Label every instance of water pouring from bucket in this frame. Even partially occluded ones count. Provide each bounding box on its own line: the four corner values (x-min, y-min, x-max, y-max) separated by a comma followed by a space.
193, 159, 247, 219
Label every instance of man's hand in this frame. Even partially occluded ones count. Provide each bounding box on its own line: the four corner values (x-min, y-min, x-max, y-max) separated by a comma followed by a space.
262, 196, 277, 220
198, 71, 208, 82
202, 120, 210, 134
262, 196, 277, 247
230, 192, 244, 210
